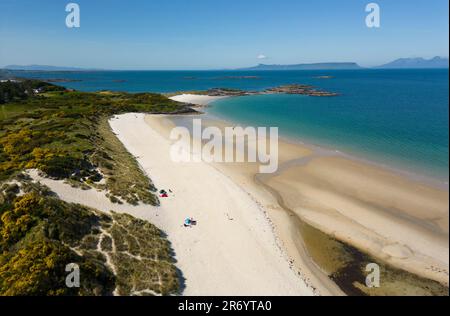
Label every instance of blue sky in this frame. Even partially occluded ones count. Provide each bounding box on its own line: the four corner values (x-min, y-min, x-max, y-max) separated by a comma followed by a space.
0, 0, 448, 69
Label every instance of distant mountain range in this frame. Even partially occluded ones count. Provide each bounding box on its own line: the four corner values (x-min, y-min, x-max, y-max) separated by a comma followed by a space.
238, 57, 449, 71
2, 65, 101, 71
3, 57, 449, 71
238, 62, 362, 71
375, 56, 449, 69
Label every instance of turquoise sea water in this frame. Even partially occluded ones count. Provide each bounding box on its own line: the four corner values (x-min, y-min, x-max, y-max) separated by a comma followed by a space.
16, 69, 449, 181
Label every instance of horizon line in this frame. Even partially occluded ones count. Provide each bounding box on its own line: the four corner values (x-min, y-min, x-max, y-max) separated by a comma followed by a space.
2, 56, 449, 72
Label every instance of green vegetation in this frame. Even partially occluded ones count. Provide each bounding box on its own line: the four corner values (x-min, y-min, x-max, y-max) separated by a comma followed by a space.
0, 180, 115, 295
0, 80, 191, 295
0, 80, 195, 204
0, 79, 65, 104
106, 212, 179, 295
0, 179, 179, 295
92, 118, 158, 205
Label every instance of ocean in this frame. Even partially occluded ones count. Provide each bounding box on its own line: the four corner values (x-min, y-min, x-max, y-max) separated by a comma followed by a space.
16, 69, 449, 181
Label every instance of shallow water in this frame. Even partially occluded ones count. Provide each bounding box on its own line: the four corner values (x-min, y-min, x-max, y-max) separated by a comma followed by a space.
206, 70, 449, 181
19, 68, 449, 181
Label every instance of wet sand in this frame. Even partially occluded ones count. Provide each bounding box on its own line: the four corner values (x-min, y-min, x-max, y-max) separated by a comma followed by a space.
158, 99, 448, 295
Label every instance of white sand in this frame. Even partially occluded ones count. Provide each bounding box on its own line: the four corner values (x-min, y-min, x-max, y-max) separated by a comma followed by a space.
30, 110, 448, 295
169, 94, 227, 106
31, 113, 313, 296
156, 114, 449, 291
109, 113, 314, 295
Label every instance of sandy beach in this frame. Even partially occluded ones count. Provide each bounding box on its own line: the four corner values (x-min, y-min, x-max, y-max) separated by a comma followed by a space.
28, 93, 449, 295
110, 113, 317, 295
162, 94, 449, 294
265, 156, 449, 283
30, 112, 315, 296
2, 0, 448, 300
169, 94, 228, 106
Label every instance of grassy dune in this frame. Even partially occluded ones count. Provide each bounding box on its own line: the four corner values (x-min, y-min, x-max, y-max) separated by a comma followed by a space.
0, 179, 179, 295
0, 81, 195, 201
0, 80, 193, 295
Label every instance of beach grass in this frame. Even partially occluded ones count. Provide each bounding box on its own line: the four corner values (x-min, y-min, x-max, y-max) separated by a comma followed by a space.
0, 81, 195, 203
107, 212, 179, 295
0, 177, 180, 296
92, 117, 158, 205
0, 80, 191, 295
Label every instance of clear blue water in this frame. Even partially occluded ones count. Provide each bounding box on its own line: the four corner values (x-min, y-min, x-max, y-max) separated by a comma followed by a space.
16, 69, 449, 180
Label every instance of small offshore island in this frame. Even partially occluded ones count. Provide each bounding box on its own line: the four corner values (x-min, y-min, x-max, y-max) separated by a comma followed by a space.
180, 84, 340, 98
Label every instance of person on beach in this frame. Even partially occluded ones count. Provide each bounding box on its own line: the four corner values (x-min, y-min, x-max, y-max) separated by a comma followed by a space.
184, 217, 196, 227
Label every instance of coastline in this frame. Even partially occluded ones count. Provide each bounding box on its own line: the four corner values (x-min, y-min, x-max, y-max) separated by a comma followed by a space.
166, 94, 449, 294
108, 113, 315, 296
169, 94, 229, 107
203, 96, 449, 188
11, 88, 447, 295
29, 112, 315, 295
